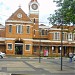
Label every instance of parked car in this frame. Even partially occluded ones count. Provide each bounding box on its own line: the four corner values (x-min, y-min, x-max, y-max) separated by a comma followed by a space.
0, 52, 5, 58
73, 53, 75, 61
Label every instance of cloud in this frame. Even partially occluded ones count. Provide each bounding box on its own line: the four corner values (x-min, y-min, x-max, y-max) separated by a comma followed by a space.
0, 2, 3, 6
0, 0, 57, 26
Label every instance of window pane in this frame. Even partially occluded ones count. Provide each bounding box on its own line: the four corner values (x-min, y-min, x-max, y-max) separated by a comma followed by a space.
45, 30, 47, 35
9, 25, 12, 33
63, 33, 67, 41
8, 44, 12, 50
16, 25, 23, 34
74, 34, 75, 40
26, 45, 30, 50
42, 30, 44, 35
54, 32, 60, 40
27, 26, 30, 33
68, 33, 72, 39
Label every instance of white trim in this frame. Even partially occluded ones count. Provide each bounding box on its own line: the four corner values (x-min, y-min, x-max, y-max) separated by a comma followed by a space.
25, 44, 32, 45
15, 43, 23, 45
53, 32, 60, 40
33, 39, 51, 42
29, 11, 39, 14
25, 25, 31, 26
6, 20, 32, 24
23, 39, 33, 41
0, 38, 69, 43
6, 24, 33, 28
6, 24, 13, 25
50, 28, 68, 31
16, 24, 23, 25
0, 37, 5, 41
5, 38, 16, 40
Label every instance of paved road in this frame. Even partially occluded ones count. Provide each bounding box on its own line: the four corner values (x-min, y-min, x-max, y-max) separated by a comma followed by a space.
0, 57, 75, 75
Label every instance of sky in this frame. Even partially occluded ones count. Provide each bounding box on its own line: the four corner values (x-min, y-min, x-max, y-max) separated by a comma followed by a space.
0, 0, 57, 26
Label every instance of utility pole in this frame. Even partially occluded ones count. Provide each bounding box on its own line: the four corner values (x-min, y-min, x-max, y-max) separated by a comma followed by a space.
60, 24, 63, 71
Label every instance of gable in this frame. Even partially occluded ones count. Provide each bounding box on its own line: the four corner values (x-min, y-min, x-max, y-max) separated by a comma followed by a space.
6, 7, 32, 23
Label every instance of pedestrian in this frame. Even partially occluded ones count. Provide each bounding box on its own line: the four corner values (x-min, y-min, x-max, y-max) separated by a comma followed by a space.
69, 52, 73, 62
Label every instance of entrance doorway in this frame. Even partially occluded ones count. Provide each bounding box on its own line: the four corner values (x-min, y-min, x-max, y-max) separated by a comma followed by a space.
15, 40, 23, 55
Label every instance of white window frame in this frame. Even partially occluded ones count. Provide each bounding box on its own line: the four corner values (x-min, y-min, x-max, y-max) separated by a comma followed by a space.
73, 33, 75, 40
7, 43, 13, 50
9, 25, 12, 33
62, 32, 67, 41
53, 32, 60, 40
26, 26, 30, 34
41, 30, 44, 35
25, 44, 31, 51
16, 25, 23, 34
68, 33, 72, 41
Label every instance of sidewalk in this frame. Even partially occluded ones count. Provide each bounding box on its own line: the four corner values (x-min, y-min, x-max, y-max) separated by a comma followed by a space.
5, 55, 69, 59
26, 60, 75, 73
0, 72, 11, 75
1, 56, 75, 74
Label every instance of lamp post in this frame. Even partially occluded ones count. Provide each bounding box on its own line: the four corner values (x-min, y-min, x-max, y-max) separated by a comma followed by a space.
39, 39, 41, 63
58, 13, 63, 71
60, 23, 63, 71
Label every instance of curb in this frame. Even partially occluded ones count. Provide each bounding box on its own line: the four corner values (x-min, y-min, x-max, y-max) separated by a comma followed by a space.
4, 56, 53, 59
4, 56, 69, 60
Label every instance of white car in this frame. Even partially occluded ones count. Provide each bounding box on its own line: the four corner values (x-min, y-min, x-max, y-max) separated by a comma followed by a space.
0, 52, 5, 58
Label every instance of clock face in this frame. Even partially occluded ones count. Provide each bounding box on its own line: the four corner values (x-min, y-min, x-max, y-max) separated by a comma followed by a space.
17, 13, 22, 18
32, 4, 38, 10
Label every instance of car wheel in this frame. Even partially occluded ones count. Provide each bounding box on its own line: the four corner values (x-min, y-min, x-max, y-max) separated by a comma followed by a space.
0, 55, 3, 59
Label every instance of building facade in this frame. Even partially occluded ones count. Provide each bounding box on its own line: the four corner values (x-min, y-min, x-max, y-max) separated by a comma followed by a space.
0, 0, 75, 56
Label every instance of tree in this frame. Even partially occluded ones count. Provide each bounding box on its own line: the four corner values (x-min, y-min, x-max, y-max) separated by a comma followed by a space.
48, 0, 75, 25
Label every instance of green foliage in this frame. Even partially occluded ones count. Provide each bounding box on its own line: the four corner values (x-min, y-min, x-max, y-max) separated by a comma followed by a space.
48, 0, 75, 25
15, 47, 19, 54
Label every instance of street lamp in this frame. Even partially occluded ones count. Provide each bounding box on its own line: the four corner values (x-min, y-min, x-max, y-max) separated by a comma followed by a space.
58, 15, 63, 71
60, 20, 63, 71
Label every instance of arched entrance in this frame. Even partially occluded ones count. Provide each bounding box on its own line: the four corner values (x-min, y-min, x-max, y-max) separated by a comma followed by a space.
15, 40, 23, 55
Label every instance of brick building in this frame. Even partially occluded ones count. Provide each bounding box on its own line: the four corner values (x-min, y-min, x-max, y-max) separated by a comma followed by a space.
0, 0, 75, 56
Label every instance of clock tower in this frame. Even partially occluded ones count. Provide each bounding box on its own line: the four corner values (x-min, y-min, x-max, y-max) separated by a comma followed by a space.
29, 0, 39, 15
29, 0, 39, 38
